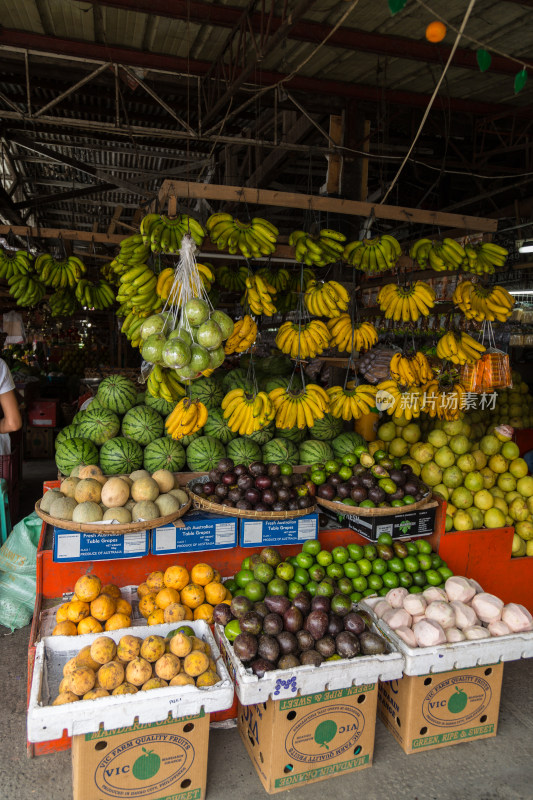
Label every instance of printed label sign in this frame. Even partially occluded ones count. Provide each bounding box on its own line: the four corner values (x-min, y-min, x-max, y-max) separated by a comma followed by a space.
284, 704, 365, 764
421, 675, 492, 728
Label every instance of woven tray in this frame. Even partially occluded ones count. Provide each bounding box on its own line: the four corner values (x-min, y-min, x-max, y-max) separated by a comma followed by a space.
188, 477, 316, 520
34, 497, 191, 535
317, 493, 433, 517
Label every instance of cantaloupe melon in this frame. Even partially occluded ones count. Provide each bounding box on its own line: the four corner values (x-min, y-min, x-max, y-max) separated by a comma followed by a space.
101, 477, 130, 508
73, 501, 103, 523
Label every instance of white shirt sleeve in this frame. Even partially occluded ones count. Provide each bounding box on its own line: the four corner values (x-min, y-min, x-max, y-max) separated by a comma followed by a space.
0, 359, 15, 395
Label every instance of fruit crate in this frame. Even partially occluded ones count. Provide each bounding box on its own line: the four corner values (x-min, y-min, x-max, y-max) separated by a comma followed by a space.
360, 602, 533, 676
28, 620, 234, 743
215, 622, 404, 705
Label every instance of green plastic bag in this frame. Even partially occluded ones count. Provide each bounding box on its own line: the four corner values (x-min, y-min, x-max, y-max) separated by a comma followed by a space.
0, 512, 41, 574
0, 512, 40, 631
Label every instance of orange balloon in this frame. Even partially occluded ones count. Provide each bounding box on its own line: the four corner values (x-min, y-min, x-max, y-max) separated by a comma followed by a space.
425, 21, 446, 43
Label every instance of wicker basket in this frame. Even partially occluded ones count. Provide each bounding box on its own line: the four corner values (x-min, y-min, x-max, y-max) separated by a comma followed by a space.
316, 493, 432, 517
34, 496, 191, 535
188, 477, 316, 520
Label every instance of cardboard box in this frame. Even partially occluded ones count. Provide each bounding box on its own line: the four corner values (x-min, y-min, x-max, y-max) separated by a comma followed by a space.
240, 513, 318, 548
72, 710, 209, 800
25, 426, 54, 459
323, 500, 437, 541
238, 683, 377, 794
151, 510, 238, 555
378, 662, 503, 754
53, 528, 149, 562
28, 399, 58, 427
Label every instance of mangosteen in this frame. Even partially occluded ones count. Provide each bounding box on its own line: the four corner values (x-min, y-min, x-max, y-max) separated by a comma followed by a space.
390, 468, 406, 486
222, 471, 237, 485
245, 488, 261, 505
237, 474, 253, 491
327, 473, 343, 487
350, 486, 368, 504
250, 658, 276, 677
209, 469, 222, 483
292, 591, 312, 616
267, 464, 281, 478
215, 483, 229, 500
262, 489, 276, 506
255, 475, 272, 490
227, 488, 242, 504
368, 486, 386, 504
317, 484, 335, 501
337, 483, 351, 499
218, 458, 234, 473
296, 629, 314, 651
249, 461, 267, 476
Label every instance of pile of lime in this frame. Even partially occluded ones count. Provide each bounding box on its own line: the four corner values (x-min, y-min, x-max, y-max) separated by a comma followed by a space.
222, 535, 453, 605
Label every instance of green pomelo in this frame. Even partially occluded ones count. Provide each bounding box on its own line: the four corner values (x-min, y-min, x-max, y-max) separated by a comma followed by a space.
421, 461, 442, 487
433, 484, 449, 501
184, 298, 209, 326
484, 507, 506, 529
402, 423, 421, 444
140, 313, 172, 340
428, 429, 448, 448
471, 449, 488, 470
480, 434, 501, 456
451, 486, 473, 509
162, 338, 191, 368
488, 454, 509, 474
456, 454, 476, 473
141, 333, 166, 364
516, 520, 533, 541
464, 471, 483, 492
442, 465, 464, 488
510, 458, 528, 479
197, 319, 223, 350
449, 435, 469, 455
473, 489, 493, 511
389, 438, 409, 457
469, 507, 484, 529
453, 509, 473, 531
434, 446, 455, 469
497, 472, 516, 492
501, 441, 520, 460
210, 310, 234, 340
189, 344, 210, 373
517, 475, 533, 497
480, 467, 496, 489
378, 421, 396, 442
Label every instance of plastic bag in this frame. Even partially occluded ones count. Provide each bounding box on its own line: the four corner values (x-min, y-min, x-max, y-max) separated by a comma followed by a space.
0, 512, 40, 630
461, 350, 511, 393
0, 512, 41, 574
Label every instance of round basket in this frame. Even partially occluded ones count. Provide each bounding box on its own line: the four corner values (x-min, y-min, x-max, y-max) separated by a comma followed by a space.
317, 493, 432, 517
188, 477, 316, 520
34, 496, 192, 535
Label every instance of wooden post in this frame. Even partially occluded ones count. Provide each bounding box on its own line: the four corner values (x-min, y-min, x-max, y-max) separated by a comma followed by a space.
326, 114, 344, 195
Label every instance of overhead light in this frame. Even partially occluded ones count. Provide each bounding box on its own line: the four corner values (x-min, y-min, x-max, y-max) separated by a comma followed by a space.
518, 240, 533, 253
509, 290, 533, 295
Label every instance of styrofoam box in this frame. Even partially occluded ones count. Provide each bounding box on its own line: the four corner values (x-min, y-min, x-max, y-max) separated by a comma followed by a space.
38, 585, 144, 639
360, 601, 533, 676
215, 622, 404, 705
28, 620, 234, 743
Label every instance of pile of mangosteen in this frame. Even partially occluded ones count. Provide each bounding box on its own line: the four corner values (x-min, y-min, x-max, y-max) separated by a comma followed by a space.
315, 461, 429, 509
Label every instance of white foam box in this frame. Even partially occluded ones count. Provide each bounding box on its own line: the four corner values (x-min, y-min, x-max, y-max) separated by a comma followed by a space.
53, 528, 149, 562
28, 620, 234, 743
240, 514, 318, 548
151, 511, 237, 555
215, 622, 404, 705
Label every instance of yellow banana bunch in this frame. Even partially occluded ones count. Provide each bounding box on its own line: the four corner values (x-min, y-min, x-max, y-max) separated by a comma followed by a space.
116, 264, 162, 325
165, 397, 208, 439
276, 320, 330, 360
244, 274, 276, 316
75, 278, 115, 309
216, 263, 249, 292
453, 281, 515, 322
155, 263, 214, 307
421, 380, 466, 421
390, 351, 434, 386
436, 331, 486, 365
327, 384, 378, 421
8, 273, 46, 307
147, 365, 186, 403
327, 315, 378, 352
256, 265, 291, 293
34, 253, 86, 289
142, 213, 205, 252
268, 384, 330, 430
221, 388, 275, 435
0, 247, 32, 279
304, 280, 350, 318
343, 235, 401, 273
377, 281, 435, 322
289, 229, 346, 266
100, 261, 121, 286
207, 213, 278, 257
48, 288, 78, 317
409, 238, 465, 271
463, 242, 508, 275
376, 379, 423, 420
224, 315, 257, 354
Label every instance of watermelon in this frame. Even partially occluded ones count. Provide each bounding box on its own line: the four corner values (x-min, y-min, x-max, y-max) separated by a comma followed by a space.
186, 436, 226, 472
100, 436, 143, 475
145, 393, 176, 417
189, 377, 224, 410
310, 413, 343, 441
331, 431, 365, 459
135, 392, 146, 405
97, 375, 138, 415
55, 437, 99, 476
263, 375, 302, 394
262, 438, 299, 466
121, 405, 164, 446
144, 437, 186, 472
86, 396, 104, 411
277, 426, 307, 444
77, 407, 121, 445
72, 409, 86, 425
203, 408, 235, 445
226, 438, 262, 467
247, 425, 274, 446
55, 424, 81, 449
221, 368, 254, 394
299, 439, 334, 465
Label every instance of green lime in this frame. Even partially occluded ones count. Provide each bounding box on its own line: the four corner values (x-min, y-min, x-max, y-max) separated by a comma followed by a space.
253, 563, 274, 584
235, 569, 254, 588
383, 571, 400, 589
322, 576, 335, 585
408, 585, 423, 594
347, 544, 364, 561
367, 574, 384, 591
338, 466, 353, 481
416, 539, 432, 554
224, 619, 242, 641
293, 567, 310, 585
302, 539, 321, 556
244, 580, 266, 602
241, 557, 251, 571
342, 454, 357, 467
287, 556, 299, 567
352, 576, 368, 592
305, 580, 318, 596
354, 445, 368, 458
223, 578, 238, 595
332, 546, 349, 564
412, 571, 427, 587
363, 544, 377, 562
431, 554, 443, 570
331, 594, 352, 615
316, 549, 333, 567
357, 558, 372, 576
317, 580, 335, 597
417, 554, 432, 571
350, 591, 362, 604
371, 558, 387, 576
388, 557, 404, 574
344, 561, 361, 579
378, 586, 390, 597
295, 552, 314, 570
391, 499, 404, 508
267, 577, 288, 595
337, 577, 353, 595
426, 569, 443, 586
311, 470, 327, 485
280, 463, 293, 476
377, 532, 393, 546
405, 542, 418, 556
342, 498, 357, 506
359, 499, 375, 508
309, 564, 326, 582
276, 562, 295, 581
373, 449, 387, 462
325, 459, 340, 474
326, 562, 344, 580
311, 462, 325, 472
438, 566, 454, 581
403, 495, 416, 505
398, 571, 413, 589
288, 580, 303, 600
403, 556, 419, 573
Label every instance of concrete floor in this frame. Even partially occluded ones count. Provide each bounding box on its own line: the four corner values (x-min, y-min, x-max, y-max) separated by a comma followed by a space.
3, 459, 533, 799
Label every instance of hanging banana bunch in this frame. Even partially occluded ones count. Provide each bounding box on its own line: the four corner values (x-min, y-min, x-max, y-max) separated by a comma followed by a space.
216, 263, 249, 292
221, 389, 275, 435
100, 261, 121, 286
304, 280, 350, 318
422, 380, 466, 421
34, 253, 87, 289
410, 238, 466, 271
141, 213, 205, 252
224, 316, 257, 354
289, 229, 346, 266
148, 365, 186, 403
436, 332, 486, 365
165, 398, 208, 439
110, 234, 151, 277
463, 242, 508, 275
276, 320, 331, 360
256, 265, 291, 293
115, 264, 162, 323
8, 273, 46, 307
0, 247, 33, 280
377, 282, 436, 321
343, 235, 401, 273
48, 289, 78, 317
244, 274, 277, 316
206, 213, 278, 257
156, 263, 214, 307
269, 384, 330, 430
453, 281, 515, 322
288, 266, 315, 292
327, 384, 378, 421
75, 278, 115, 309
327, 315, 378, 352
376, 379, 424, 420
390, 352, 434, 386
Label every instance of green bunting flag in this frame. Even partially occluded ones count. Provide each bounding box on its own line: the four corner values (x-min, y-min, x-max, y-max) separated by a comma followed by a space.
476, 48, 492, 73
514, 68, 528, 94
388, 0, 407, 15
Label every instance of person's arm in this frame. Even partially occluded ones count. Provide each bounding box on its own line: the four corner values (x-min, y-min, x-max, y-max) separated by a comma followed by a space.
0, 389, 22, 433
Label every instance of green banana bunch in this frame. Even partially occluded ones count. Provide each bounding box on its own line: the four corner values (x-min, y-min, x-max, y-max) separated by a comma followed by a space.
35, 253, 87, 288
207, 213, 278, 258
344, 234, 401, 273
256, 265, 291, 293
289, 228, 346, 266
462, 242, 508, 275
75, 278, 115, 309
120, 309, 154, 349
8, 273, 46, 307
142, 213, 205, 253
288, 267, 316, 292
48, 288, 78, 317
115, 263, 162, 329
109, 233, 151, 277
410, 238, 466, 272
215, 263, 249, 292
0, 247, 33, 280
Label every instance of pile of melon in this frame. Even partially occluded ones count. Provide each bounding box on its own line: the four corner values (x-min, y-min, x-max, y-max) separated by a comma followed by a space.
40, 465, 189, 525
